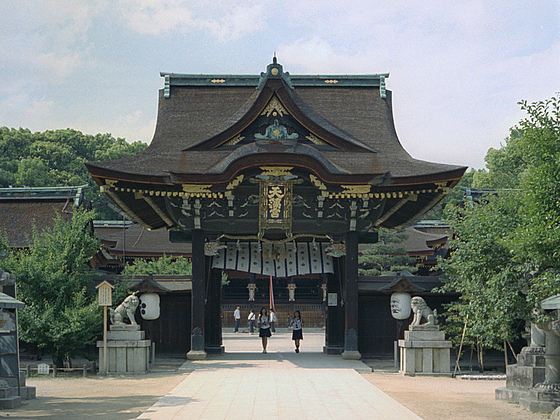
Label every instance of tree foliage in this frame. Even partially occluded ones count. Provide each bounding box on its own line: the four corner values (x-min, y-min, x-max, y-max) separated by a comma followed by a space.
438, 96, 560, 357
0, 209, 101, 364
358, 228, 418, 276
111, 255, 193, 305
122, 255, 192, 277
0, 127, 147, 218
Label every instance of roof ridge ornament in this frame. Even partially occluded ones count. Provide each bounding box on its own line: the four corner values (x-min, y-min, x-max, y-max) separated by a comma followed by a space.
257, 57, 294, 90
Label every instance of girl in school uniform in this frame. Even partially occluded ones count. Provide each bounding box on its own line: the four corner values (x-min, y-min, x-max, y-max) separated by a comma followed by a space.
290, 310, 303, 353
258, 307, 271, 353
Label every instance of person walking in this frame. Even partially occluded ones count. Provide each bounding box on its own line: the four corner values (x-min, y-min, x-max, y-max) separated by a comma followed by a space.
270, 308, 277, 333
248, 309, 256, 334
233, 305, 241, 333
258, 307, 271, 353
289, 310, 303, 353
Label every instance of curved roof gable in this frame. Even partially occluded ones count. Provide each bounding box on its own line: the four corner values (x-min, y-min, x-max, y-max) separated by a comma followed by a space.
186, 59, 377, 153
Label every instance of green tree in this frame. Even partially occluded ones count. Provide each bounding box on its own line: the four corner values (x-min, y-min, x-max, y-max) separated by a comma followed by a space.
358, 228, 418, 276
437, 193, 525, 359
0, 127, 148, 219
0, 209, 102, 365
122, 255, 192, 277
437, 96, 560, 368
111, 255, 193, 304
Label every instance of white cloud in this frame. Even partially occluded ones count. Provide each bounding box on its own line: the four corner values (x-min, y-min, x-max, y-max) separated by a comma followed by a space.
116, 0, 267, 40
0, 90, 55, 130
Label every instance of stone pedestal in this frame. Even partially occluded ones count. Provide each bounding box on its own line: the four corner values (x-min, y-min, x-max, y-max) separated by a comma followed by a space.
97, 325, 151, 374
398, 325, 452, 376
0, 373, 36, 409
495, 345, 545, 403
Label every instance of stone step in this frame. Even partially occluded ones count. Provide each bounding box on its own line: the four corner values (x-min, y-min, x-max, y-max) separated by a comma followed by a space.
505, 364, 545, 389
0, 396, 21, 409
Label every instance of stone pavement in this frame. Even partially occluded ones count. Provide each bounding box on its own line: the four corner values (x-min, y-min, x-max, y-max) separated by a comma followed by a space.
138, 329, 420, 419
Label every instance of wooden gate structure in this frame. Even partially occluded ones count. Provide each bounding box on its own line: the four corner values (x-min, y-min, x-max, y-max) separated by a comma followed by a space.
87, 59, 466, 359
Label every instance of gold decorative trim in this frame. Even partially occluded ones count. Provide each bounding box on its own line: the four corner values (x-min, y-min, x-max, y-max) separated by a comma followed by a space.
211, 79, 225, 84
261, 96, 288, 118
305, 133, 328, 146
309, 174, 327, 190
182, 184, 213, 194
324, 79, 339, 84
224, 134, 245, 146
226, 175, 244, 190
260, 166, 293, 177
341, 185, 371, 195
99, 179, 117, 192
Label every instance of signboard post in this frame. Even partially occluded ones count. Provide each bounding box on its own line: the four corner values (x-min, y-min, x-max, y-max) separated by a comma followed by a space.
96, 281, 113, 374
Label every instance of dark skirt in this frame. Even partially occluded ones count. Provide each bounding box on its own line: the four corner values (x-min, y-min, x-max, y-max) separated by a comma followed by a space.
292, 329, 303, 340
259, 327, 272, 338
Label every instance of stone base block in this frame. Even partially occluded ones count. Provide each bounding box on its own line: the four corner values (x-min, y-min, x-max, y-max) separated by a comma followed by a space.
505, 364, 545, 389
97, 338, 151, 374
404, 330, 446, 341
205, 345, 225, 354
520, 397, 560, 413
341, 350, 361, 360
187, 350, 207, 360
399, 340, 451, 375
19, 386, 36, 400
495, 386, 531, 404
519, 388, 560, 413
107, 330, 145, 341
0, 396, 20, 409
518, 347, 545, 367
323, 345, 344, 355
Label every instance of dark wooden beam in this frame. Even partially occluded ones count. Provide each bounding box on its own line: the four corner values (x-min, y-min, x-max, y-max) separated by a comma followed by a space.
342, 230, 361, 359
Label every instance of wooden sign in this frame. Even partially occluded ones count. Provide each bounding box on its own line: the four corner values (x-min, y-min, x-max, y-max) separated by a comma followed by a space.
259, 180, 293, 237
96, 280, 114, 307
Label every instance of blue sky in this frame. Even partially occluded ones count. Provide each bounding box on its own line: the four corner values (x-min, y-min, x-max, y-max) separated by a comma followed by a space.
1, 1, 558, 169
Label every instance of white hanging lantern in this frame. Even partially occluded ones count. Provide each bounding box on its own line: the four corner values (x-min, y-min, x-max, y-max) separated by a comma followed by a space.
390, 292, 411, 320
139, 293, 160, 320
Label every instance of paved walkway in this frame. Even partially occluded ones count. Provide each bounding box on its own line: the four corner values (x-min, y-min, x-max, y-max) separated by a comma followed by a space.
138, 329, 420, 419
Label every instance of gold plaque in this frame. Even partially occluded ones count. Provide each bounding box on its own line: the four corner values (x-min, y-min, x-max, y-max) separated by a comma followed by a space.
259, 180, 293, 237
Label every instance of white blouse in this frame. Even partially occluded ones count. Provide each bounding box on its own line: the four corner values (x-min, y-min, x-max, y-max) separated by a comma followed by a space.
291, 318, 302, 330
259, 315, 270, 328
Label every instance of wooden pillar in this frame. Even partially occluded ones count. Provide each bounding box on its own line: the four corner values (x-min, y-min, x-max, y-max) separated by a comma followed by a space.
187, 229, 207, 360
323, 270, 345, 354
342, 230, 361, 359
205, 268, 224, 354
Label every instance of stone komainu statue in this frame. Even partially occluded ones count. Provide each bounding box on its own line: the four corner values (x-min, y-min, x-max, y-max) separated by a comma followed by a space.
410, 296, 438, 326
110, 294, 139, 325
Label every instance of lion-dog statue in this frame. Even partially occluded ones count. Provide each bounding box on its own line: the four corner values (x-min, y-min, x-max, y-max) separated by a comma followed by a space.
109, 294, 139, 325
410, 296, 438, 326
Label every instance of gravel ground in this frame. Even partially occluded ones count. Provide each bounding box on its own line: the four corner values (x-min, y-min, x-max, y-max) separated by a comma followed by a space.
364, 372, 549, 420
0, 370, 549, 419
0, 372, 188, 419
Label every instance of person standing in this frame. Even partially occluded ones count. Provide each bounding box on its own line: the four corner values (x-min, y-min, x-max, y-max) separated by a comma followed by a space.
233, 305, 241, 333
270, 308, 277, 333
248, 309, 256, 334
258, 307, 271, 353
289, 310, 303, 353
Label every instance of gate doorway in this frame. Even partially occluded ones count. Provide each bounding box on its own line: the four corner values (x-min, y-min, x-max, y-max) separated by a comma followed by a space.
219, 273, 327, 353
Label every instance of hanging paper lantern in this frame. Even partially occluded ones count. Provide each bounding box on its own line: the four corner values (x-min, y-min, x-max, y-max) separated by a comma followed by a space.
139, 293, 160, 320
390, 292, 411, 320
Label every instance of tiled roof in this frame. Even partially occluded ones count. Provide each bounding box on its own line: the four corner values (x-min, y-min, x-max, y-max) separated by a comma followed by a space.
94, 221, 191, 257
0, 186, 85, 248
87, 64, 465, 181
